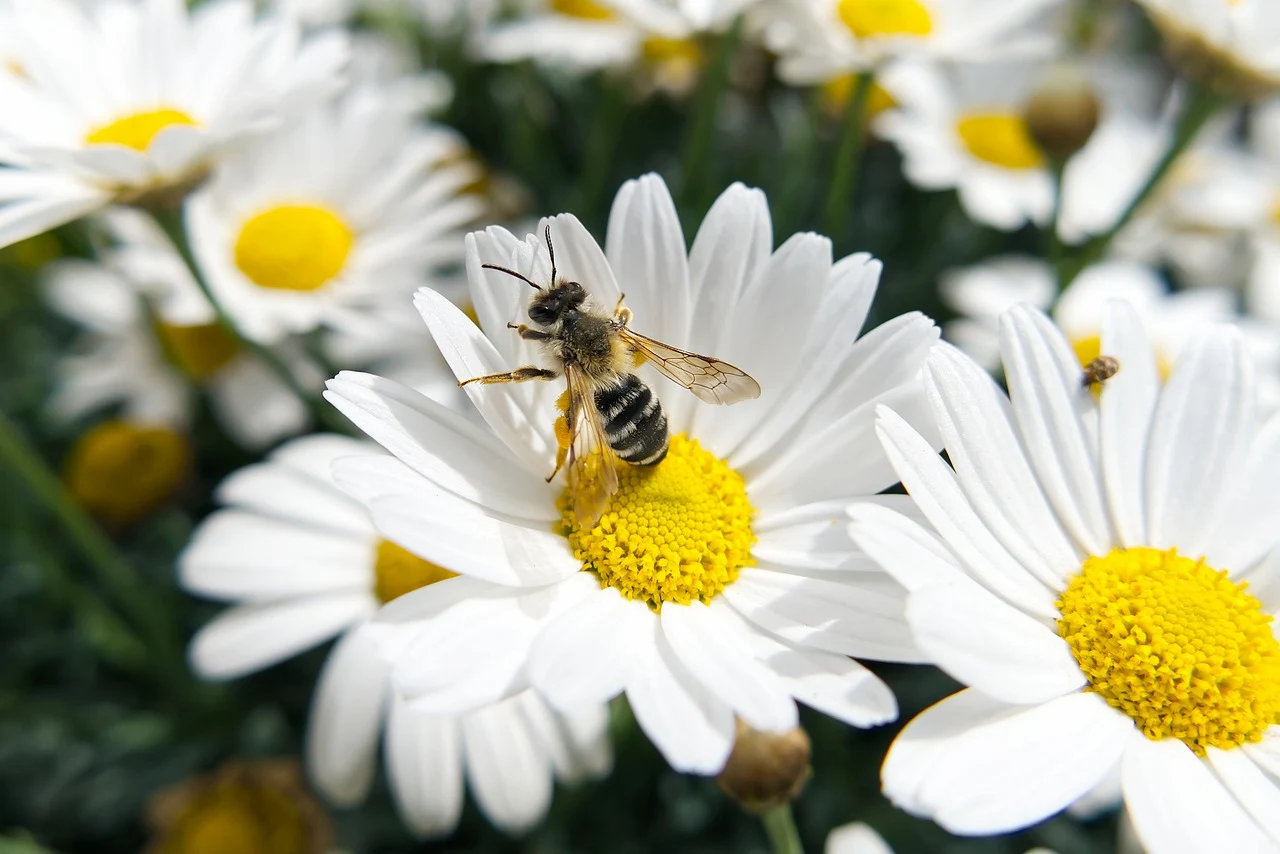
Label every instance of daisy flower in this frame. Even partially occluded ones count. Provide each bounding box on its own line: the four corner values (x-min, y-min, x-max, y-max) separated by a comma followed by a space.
1132, 0, 1280, 98
758, 0, 1060, 85
185, 82, 484, 345
325, 174, 937, 774
43, 211, 313, 449
0, 0, 349, 249
848, 302, 1280, 851
180, 433, 612, 838
874, 60, 1054, 231
825, 821, 1057, 854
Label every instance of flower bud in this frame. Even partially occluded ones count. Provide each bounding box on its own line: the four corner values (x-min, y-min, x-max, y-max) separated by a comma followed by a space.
1023, 65, 1101, 163
715, 719, 812, 814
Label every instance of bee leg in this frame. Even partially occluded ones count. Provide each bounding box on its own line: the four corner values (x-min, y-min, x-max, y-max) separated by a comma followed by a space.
507, 322, 553, 342
458, 366, 558, 387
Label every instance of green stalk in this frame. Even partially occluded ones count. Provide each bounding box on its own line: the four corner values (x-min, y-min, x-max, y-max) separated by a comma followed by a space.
821, 71, 874, 244
761, 805, 805, 854
575, 76, 629, 217
152, 212, 351, 435
1058, 81, 1222, 288
0, 408, 182, 688
1047, 160, 1067, 282
679, 16, 744, 215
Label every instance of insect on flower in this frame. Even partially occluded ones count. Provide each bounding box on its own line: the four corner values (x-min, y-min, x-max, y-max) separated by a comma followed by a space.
1081, 355, 1120, 389
460, 225, 761, 522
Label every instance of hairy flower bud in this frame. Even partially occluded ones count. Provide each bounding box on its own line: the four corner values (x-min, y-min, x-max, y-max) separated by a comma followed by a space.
715, 719, 812, 814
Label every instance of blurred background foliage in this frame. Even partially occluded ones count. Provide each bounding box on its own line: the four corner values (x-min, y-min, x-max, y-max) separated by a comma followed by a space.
0, 3, 1162, 851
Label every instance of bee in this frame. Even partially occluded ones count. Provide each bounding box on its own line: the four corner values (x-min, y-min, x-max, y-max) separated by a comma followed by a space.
460, 225, 761, 522
1082, 355, 1120, 389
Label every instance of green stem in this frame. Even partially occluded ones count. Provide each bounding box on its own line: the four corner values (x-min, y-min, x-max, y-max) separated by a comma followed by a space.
761, 805, 804, 854
575, 76, 629, 217
1047, 160, 1067, 284
679, 16, 743, 215
152, 212, 351, 435
821, 71, 874, 244
1058, 81, 1221, 288
0, 408, 182, 686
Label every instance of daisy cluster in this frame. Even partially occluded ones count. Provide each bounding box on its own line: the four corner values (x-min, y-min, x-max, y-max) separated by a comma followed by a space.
4, 1, 1280, 853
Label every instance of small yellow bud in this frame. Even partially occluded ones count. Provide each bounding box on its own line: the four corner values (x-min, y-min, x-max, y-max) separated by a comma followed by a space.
1023, 65, 1101, 162
716, 719, 812, 814
65, 420, 189, 526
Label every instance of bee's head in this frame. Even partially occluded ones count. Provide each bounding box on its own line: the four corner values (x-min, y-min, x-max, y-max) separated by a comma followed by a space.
529, 280, 586, 326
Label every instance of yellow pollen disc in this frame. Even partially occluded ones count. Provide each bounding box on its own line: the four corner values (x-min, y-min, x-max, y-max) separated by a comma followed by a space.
821, 75, 897, 120
1057, 547, 1280, 756
373, 539, 458, 604
157, 322, 240, 380
549, 0, 617, 19
85, 108, 198, 152
956, 113, 1044, 169
66, 421, 188, 526
233, 204, 354, 292
558, 434, 755, 612
1071, 333, 1171, 382
837, 0, 933, 39
163, 783, 306, 854
642, 36, 704, 67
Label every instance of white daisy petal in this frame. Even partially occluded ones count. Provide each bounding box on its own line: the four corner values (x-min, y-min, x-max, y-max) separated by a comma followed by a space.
514, 693, 612, 785
1205, 412, 1280, 573
661, 601, 798, 732
724, 567, 926, 663
1207, 746, 1280, 845
1123, 731, 1274, 854
385, 697, 464, 840
998, 306, 1113, 557
906, 582, 1086, 705
214, 459, 371, 536
1099, 299, 1160, 548
528, 586, 652, 710
874, 405, 1058, 618
188, 593, 373, 680
915, 691, 1130, 835
1244, 730, 1280, 778
825, 823, 894, 854
461, 696, 554, 836
625, 623, 735, 775
306, 627, 389, 807
1145, 327, 1254, 557
846, 502, 967, 592
747, 630, 898, 728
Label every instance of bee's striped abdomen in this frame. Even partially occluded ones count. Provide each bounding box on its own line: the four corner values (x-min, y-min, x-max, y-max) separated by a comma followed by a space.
595, 373, 668, 466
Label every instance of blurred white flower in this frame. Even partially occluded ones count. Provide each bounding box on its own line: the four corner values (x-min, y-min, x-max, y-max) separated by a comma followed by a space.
1133, 0, 1280, 97
939, 256, 1280, 413
180, 434, 612, 838
0, 0, 349, 249
186, 82, 484, 345
875, 60, 1054, 231
325, 174, 937, 775
759, 0, 1060, 84
269, 0, 496, 33
826, 821, 1059, 854
42, 212, 313, 449
850, 303, 1280, 853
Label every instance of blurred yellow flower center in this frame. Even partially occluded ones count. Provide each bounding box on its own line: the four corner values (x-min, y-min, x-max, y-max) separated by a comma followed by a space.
157, 322, 240, 380
560, 434, 755, 611
837, 0, 933, 38
0, 232, 61, 269
66, 421, 187, 525
162, 783, 306, 854
85, 108, 198, 152
373, 539, 458, 604
956, 113, 1044, 169
1058, 547, 1280, 756
550, 0, 616, 19
821, 75, 897, 119
234, 204, 353, 292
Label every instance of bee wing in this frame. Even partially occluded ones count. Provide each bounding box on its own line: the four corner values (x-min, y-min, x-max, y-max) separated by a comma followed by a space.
564, 361, 619, 524
617, 327, 761, 405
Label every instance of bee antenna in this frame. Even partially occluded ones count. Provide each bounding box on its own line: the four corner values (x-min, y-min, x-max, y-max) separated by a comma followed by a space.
481, 263, 542, 291
544, 224, 557, 284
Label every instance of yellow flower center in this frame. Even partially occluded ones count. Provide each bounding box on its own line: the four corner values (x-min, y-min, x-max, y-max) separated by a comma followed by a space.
821, 75, 897, 120
65, 421, 188, 525
157, 322, 240, 381
85, 108, 198, 152
642, 36, 703, 67
1071, 333, 1171, 383
162, 783, 307, 854
549, 0, 617, 19
559, 434, 756, 612
373, 539, 458, 604
956, 113, 1044, 169
233, 204, 354, 292
837, 0, 933, 39
1057, 547, 1280, 756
